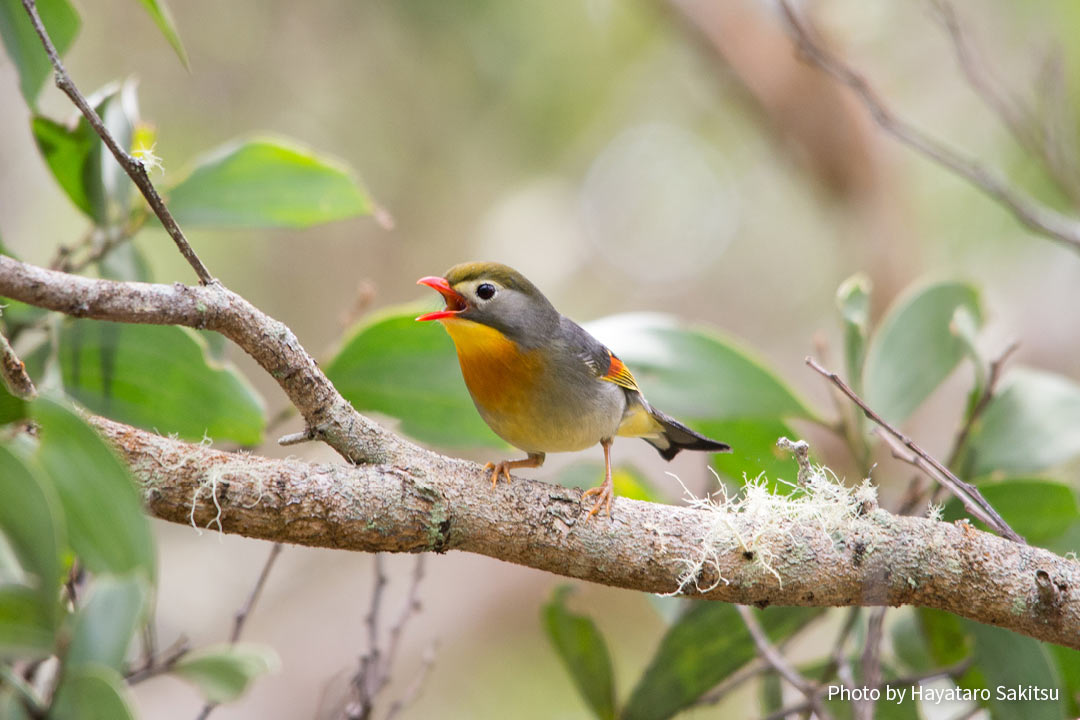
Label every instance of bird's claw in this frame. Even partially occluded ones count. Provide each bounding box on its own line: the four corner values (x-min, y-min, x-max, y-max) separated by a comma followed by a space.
484, 461, 513, 488
582, 482, 613, 519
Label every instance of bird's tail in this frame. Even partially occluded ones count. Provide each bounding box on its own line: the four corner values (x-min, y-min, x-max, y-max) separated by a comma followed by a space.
640, 406, 731, 461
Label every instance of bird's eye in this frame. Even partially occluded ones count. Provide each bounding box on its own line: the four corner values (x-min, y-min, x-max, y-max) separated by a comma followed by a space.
476, 283, 496, 300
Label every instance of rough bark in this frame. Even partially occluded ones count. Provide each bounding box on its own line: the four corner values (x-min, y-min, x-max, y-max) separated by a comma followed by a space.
91, 416, 1080, 650
0, 255, 411, 465
4, 254, 1078, 650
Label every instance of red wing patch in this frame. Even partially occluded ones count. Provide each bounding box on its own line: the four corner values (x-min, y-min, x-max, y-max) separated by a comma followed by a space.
601, 352, 640, 392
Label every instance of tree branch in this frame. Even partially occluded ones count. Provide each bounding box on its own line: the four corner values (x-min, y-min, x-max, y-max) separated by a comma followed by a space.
0, 329, 36, 400
0, 255, 413, 465
777, 0, 1080, 254
21, 0, 213, 285
805, 356, 1022, 543
86, 414, 1080, 650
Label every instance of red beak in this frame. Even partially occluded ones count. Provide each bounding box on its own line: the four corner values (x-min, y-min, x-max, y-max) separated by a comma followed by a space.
416, 276, 467, 321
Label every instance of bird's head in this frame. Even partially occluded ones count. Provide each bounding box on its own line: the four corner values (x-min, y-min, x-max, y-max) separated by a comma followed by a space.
416, 262, 557, 347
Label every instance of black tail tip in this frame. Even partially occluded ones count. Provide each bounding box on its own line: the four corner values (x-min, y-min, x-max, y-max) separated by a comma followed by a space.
657, 439, 732, 461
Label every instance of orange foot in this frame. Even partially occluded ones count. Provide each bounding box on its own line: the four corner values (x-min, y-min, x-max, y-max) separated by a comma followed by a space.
582, 438, 615, 519
582, 478, 613, 519
483, 452, 545, 489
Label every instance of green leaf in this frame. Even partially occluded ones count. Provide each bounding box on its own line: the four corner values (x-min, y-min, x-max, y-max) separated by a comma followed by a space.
31, 115, 98, 219
699, 418, 798, 492
57, 321, 265, 445
941, 479, 1079, 546
587, 314, 817, 422
1, 240, 49, 341
542, 586, 616, 720
167, 136, 373, 228
918, 609, 1065, 720
0, 0, 79, 107
329, 308, 814, 450
836, 273, 871, 392
0, 586, 57, 658
97, 241, 153, 283
1049, 645, 1080, 717
964, 621, 1063, 720
0, 685, 34, 720
66, 573, 149, 671
0, 446, 63, 626
134, 0, 188, 69
33, 396, 155, 577
32, 80, 139, 224
0, 386, 29, 428
622, 604, 822, 720
863, 281, 982, 424
92, 81, 138, 224
966, 368, 1080, 477
327, 305, 502, 448
171, 643, 281, 704
916, 608, 971, 666
48, 665, 137, 720
759, 671, 782, 716
890, 610, 935, 673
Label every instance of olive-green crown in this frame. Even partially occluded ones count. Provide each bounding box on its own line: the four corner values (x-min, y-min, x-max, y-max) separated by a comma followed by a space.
444, 261, 546, 299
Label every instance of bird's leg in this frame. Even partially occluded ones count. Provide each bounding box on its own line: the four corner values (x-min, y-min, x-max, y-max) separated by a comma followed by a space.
484, 452, 545, 488
582, 438, 614, 518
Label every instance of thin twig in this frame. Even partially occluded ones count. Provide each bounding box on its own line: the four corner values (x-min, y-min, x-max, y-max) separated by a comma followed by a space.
383, 642, 437, 720
805, 356, 1023, 543
231, 543, 284, 643
0, 330, 36, 400
197, 542, 283, 720
351, 554, 389, 720
736, 605, 832, 720
933, 0, 1080, 205
382, 556, 425, 684
945, 340, 1020, 469
883, 656, 972, 689
818, 607, 860, 692
0, 664, 45, 716
690, 660, 771, 707
778, 0, 1080, 254
761, 698, 814, 720
854, 609, 885, 720
20, 0, 214, 284
125, 636, 192, 685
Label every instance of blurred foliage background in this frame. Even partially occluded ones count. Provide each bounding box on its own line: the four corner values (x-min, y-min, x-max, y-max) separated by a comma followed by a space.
3, 0, 1080, 717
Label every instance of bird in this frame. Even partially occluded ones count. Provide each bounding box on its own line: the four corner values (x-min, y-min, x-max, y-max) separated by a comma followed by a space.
416, 262, 731, 518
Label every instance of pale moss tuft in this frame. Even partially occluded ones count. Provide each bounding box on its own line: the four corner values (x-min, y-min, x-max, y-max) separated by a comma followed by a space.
664, 438, 876, 596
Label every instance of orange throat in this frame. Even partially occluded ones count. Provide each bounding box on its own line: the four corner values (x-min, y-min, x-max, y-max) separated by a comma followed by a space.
440, 317, 541, 415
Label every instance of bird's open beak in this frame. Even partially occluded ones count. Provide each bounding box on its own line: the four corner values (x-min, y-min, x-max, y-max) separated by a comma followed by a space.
416, 276, 467, 321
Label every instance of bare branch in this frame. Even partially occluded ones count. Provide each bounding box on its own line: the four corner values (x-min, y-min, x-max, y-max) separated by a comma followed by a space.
945, 340, 1019, 468
125, 636, 191, 685
805, 356, 1023, 543
383, 556, 426, 685
20, 0, 214, 284
736, 605, 832, 720
0, 330, 36, 400
86, 414, 1080, 650
778, 0, 1080, 254
932, 0, 1080, 205
348, 554, 429, 720
854, 609, 885, 720
0, 255, 413, 465
231, 543, 283, 643
197, 541, 283, 720
383, 642, 436, 720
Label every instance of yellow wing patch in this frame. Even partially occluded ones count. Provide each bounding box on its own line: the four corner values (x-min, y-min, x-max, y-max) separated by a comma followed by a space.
600, 353, 640, 392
